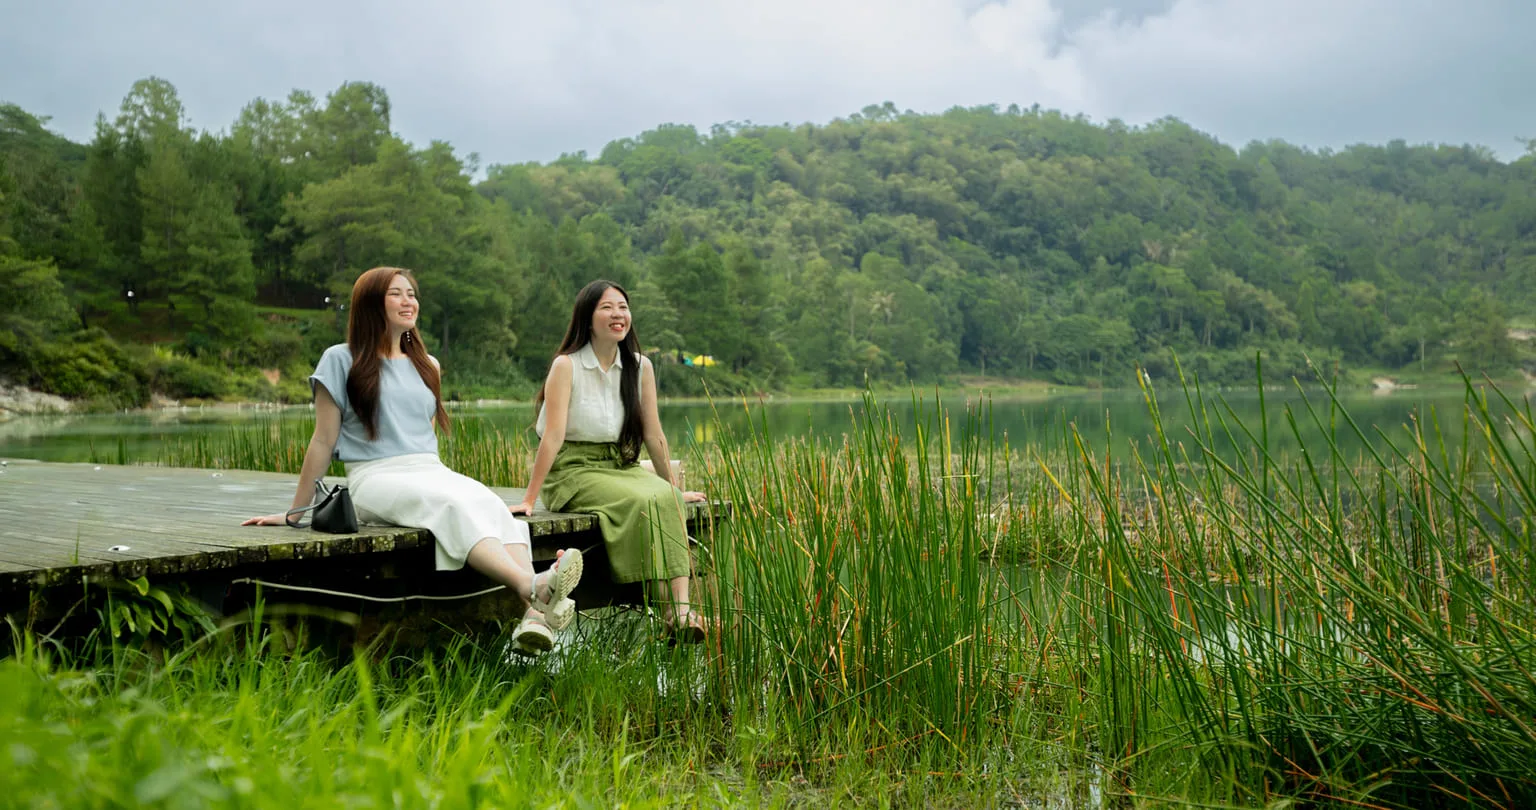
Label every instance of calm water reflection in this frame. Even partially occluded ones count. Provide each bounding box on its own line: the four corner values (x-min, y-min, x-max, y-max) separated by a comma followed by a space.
2, 386, 1529, 465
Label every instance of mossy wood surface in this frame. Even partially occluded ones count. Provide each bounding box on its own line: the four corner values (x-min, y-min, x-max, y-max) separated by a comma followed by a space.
0, 458, 722, 595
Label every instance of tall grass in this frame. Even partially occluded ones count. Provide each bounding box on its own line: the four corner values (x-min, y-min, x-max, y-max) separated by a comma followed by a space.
2, 626, 761, 809
117, 415, 538, 488
23, 371, 1536, 807
3, 607, 1036, 808
704, 394, 1003, 749
1055, 364, 1536, 806
128, 417, 322, 473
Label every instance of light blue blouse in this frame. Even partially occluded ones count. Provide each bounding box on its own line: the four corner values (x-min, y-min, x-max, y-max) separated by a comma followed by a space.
308, 344, 439, 462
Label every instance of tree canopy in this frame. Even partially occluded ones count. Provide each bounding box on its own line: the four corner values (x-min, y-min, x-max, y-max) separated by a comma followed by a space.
2, 81, 1533, 405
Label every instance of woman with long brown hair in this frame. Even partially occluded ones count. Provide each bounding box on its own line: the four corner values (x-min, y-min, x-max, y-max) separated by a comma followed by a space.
244, 267, 582, 654
513, 280, 710, 642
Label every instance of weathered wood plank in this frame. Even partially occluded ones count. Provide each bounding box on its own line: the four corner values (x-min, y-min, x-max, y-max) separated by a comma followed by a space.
0, 457, 723, 593
2, 509, 402, 555
1, 517, 252, 551
0, 530, 129, 565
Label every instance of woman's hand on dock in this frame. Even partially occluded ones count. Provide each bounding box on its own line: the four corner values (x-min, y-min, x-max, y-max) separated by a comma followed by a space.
682, 491, 707, 503
508, 501, 534, 516
242, 513, 289, 526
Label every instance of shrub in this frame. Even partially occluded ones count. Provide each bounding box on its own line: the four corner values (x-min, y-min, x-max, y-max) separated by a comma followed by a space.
275, 374, 312, 404
226, 371, 282, 403
144, 350, 229, 400
29, 329, 148, 407
652, 360, 753, 398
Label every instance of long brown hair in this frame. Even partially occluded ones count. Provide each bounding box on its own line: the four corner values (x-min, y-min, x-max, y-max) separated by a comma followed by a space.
533, 280, 644, 465
345, 266, 450, 439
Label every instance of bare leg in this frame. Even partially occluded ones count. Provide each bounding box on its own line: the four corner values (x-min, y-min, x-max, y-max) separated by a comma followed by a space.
465, 537, 536, 611
468, 539, 574, 655
467, 539, 579, 616
648, 575, 692, 624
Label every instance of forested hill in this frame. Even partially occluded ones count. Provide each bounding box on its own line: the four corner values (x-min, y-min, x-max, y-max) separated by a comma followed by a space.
3, 79, 1534, 407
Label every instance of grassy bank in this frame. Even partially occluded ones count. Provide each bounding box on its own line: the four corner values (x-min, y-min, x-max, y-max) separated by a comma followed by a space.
5, 623, 1005, 809
10, 370, 1536, 807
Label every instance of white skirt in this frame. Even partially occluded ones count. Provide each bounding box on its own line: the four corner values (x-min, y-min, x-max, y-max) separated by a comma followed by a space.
344, 453, 530, 571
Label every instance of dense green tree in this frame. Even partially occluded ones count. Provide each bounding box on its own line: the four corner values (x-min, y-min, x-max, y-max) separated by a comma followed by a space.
114, 77, 186, 142
79, 117, 144, 312
5, 81, 1536, 403
229, 92, 316, 301
650, 232, 737, 359
721, 243, 791, 379
137, 132, 256, 330
306, 82, 392, 177
283, 138, 436, 291
1452, 289, 1518, 372
0, 199, 79, 383
0, 105, 85, 261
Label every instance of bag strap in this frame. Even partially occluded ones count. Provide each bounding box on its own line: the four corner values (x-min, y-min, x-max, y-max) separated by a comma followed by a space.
284, 505, 312, 529
285, 480, 333, 529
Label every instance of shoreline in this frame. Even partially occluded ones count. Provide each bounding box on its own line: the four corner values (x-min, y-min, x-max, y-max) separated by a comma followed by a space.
3, 374, 1527, 422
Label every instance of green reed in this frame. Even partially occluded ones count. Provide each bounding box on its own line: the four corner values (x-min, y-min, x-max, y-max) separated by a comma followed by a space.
115, 414, 538, 488
1055, 363, 1536, 807
131, 417, 321, 473
25, 374, 1536, 807
702, 394, 1004, 748
440, 418, 536, 488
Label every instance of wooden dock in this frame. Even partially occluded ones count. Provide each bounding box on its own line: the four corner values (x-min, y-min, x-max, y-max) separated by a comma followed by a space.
0, 458, 723, 630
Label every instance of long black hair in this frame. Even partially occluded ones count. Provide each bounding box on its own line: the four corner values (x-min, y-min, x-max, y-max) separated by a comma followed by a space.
533, 280, 645, 464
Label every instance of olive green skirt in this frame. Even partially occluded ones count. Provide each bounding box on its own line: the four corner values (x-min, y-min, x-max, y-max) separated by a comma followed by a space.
541, 441, 691, 583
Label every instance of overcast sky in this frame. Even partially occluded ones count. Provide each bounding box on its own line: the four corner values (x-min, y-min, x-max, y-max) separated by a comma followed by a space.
3, 0, 1533, 166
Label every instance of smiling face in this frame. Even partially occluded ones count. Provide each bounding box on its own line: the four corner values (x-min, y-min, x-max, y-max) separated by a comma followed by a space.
383, 274, 418, 333
590, 285, 630, 344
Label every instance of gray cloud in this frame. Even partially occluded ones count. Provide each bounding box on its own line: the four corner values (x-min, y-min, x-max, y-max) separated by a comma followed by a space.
2, 0, 1533, 165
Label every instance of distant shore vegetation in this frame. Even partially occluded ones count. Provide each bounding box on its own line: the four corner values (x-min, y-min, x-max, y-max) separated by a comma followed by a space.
2, 82, 1534, 409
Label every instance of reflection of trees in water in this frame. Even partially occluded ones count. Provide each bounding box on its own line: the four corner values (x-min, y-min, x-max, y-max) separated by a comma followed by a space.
136, 403, 304, 428
0, 414, 86, 442
6, 390, 1529, 469
661, 390, 1531, 463
0, 406, 308, 461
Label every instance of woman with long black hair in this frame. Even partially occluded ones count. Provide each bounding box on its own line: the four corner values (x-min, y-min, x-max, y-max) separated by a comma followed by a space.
244, 266, 582, 654
513, 280, 710, 642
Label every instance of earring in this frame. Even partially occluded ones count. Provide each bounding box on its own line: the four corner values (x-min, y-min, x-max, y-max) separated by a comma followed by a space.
403, 330, 413, 345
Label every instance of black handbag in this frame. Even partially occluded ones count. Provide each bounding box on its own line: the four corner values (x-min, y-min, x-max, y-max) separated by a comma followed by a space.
286, 479, 359, 533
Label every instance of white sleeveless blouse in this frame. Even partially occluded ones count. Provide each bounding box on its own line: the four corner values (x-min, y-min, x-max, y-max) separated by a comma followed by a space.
535, 344, 638, 442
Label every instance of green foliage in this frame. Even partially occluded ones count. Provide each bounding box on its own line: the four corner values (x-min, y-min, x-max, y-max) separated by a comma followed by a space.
650, 358, 753, 398
1, 629, 1008, 808
434, 352, 535, 402
0, 254, 74, 349
1451, 287, 1518, 371
651, 231, 737, 358
10, 375, 1534, 806
25, 328, 148, 407
142, 348, 229, 400
136, 133, 256, 329
1054, 364, 1536, 805
97, 576, 217, 648
233, 318, 307, 368
5, 80, 1536, 408
0, 104, 85, 262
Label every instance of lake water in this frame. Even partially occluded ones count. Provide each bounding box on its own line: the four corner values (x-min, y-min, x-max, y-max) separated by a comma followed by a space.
2, 385, 1528, 464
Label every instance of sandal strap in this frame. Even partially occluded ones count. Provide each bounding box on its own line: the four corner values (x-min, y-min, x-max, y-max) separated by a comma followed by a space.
534, 552, 565, 603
